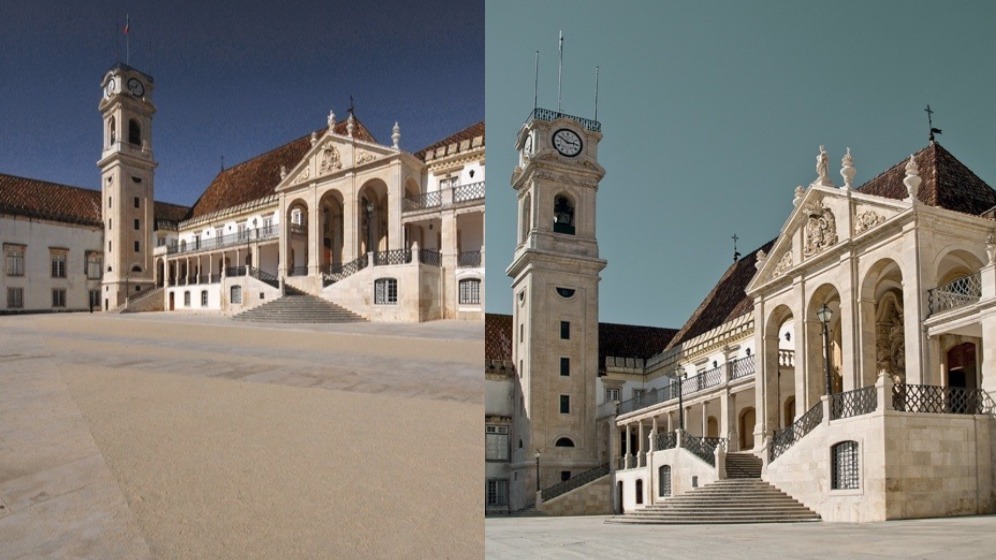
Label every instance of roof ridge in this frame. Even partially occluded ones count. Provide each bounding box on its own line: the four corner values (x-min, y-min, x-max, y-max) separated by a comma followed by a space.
0, 172, 98, 194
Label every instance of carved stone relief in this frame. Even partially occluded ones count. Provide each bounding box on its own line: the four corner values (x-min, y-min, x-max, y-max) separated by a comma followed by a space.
356, 150, 378, 165
853, 209, 886, 235
803, 201, 838, 257
772, 250, 793, 277
875, 292, 905, 384
319, 145, 342, 174
295, 166, 311, 184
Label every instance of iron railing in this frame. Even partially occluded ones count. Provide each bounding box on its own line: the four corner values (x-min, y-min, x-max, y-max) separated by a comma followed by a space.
540, 463, 611, 502
402, 190, 442, 212
289, 265, 309, 276
928, 272, 982, 316
683, 435, 722, 466
166, 226, 278, 255
729, 355, 756, 379
373, 249, 412, 266
289, 223, 306, 236
453, 181, 486, 203
892, 383, 994, 415
458, 251, 482, 267
419, 249, 442, 267
248, 266, 279, 289
322, 254, 369, 286
226, 266, 247, 277
653, 431, 677, 451
529, 107, 602, 132
770, 401, 823, 463
830, 386, 877, 420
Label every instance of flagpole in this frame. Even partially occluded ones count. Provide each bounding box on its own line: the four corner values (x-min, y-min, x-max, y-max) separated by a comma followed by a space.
533, 51, 539, 111
125, 14, 130, 65
557, 31, 563, 114
594, 66, 600, 122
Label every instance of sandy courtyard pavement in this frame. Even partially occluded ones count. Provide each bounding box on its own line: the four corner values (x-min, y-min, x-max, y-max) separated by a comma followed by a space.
0, 313, 483, 559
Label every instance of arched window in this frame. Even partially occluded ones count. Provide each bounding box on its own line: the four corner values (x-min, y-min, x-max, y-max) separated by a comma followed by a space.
555, 437, 575, 448
831, 441, 859, 490
109, 117, 116, 145
520, 194, 531, 242
658, 465, 672, 497
459, 278, 481, 305
553, 194, 575, 235
131, 265, 142, 273
374, 278, 398, 304
635, 479, 644, 505
128, 119, 141, 146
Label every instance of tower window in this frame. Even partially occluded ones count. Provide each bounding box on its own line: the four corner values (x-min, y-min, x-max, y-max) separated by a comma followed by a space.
560, 321, 570, 339
128, 119, 141, 145
134, 241, 140, 252
134, 197, 140, 208
555, 437, 575, 448
553, 195, 575, 235
560, 357, 570, 376
559, 394, 570, 414
108, 117, 116, 145
134, 219, 140, 230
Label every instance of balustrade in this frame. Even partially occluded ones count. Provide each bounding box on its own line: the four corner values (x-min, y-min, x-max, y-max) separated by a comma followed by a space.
927, 272, 982, 316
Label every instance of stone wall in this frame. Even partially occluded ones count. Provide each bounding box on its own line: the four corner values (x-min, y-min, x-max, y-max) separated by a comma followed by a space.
615, 446, 718, 512
539, 474, 613, 516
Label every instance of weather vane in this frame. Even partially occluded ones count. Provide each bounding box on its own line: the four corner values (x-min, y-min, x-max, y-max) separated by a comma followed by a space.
732, 233, 741, 262
925, 105, 942, 142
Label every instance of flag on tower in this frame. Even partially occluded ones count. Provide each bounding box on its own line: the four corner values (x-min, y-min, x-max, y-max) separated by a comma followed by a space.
124, 15, 130, 35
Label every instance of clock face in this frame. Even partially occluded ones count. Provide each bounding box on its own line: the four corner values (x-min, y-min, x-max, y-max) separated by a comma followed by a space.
127, 78, 145, 97
552, 128, 582, 157
104, 78, 116, 99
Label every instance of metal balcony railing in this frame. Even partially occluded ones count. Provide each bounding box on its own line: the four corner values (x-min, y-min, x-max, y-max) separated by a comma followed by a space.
528, 107, 602, 132
166, 226, 278, 255
892, 383, 994, 415
770, 401, 823, 463
540, 463, 610, 502
830, 385, 877, 420
729, 355, 756, 379
402, 190, 442, 212
453, 181, 485, 203
458, 251, 482, 267
927, 272, 982, 316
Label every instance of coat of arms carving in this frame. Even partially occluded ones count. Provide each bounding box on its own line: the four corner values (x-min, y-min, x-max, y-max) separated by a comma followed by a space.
803, 201, 838, 257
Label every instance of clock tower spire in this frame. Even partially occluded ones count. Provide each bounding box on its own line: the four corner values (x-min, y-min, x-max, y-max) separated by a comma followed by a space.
97, 63, 157, 310
506, 107, 606, 509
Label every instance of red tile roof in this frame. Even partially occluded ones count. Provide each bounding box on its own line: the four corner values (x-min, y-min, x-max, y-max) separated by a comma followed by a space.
414, 121, 485, 161
485, 312, 677, 373
186, 117, 377, 220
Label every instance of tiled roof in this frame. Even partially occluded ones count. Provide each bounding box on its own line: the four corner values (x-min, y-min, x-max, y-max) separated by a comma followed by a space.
0, 173, 103, 226
857, 142, 996, 216
665, 239, 776, 350
0, 172, 190, 228
186, 117, 377, 220
485, 312, 677, 373
414, 121, 485, 161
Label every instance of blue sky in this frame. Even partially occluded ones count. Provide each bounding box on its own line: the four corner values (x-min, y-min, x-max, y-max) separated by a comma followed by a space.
485, 0, 996, 328
1, 0, 483, 206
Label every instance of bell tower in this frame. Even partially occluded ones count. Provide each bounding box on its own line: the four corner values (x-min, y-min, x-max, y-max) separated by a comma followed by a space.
506, 109, 606, 509
97, 63, 157, 310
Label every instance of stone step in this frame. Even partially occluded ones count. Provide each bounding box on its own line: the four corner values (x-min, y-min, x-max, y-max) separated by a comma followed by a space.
232, 295, 366, 323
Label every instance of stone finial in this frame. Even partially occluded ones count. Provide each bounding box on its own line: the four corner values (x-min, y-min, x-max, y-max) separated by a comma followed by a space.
813, 145, 833, 187
327, 109, 336, 130
392, 121, 401, 149
755, 249, 767, 270
346, 113, 355, 137
840, 147, 855, 190
903, 155, 921, 201
280, 165, 287, 180
793, 185, 805, 207
310, 131, 318, 146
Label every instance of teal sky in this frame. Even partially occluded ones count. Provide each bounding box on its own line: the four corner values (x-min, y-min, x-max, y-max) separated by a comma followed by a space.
485, 0, 996, 329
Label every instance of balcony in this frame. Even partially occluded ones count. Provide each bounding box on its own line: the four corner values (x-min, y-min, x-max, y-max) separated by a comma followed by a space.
402, 182, 485, 215
167, 226, 278, 256
927, 272, 982, 316
616, 356, 757, 417
458, 251, 482, 267
527, 107, 602, 133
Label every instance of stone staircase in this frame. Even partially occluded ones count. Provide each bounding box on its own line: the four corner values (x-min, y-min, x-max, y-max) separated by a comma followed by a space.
232, 294, 366, 323
608, 452, 819, 524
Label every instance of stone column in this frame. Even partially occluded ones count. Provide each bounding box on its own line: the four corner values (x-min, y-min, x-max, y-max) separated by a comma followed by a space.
624, 424, 631, 469
637, 421, 645, 467
388, 161, 403, 251
608, 415, 619, 474
700, 401, 707, 437
720, 389, 731, 445
308, 191, 321, 277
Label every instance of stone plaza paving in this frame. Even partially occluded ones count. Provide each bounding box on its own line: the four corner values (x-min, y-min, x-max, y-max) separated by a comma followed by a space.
486, 515, 996, 559
0, 313, 482, 559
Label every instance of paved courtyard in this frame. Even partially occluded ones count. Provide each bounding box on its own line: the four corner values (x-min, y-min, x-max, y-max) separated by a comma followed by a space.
486, 515, 996, 559
0, 312, 482, 559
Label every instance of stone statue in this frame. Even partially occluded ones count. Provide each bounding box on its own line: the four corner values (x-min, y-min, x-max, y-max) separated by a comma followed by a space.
327, 109, 336, 130
816, 145, 829, 182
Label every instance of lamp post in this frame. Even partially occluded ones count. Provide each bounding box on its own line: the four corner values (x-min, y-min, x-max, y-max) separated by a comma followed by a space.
817, 304, 834, 395
534, 450, 541, 493
365, 200, 375, 254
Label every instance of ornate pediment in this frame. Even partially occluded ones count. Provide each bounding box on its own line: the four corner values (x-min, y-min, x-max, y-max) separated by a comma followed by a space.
802, 200, 838, 257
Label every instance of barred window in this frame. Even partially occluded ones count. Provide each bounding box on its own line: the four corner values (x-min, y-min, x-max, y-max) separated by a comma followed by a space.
659, 465, 672, 496
831, 441, 859, 490
52, 289, 66, 308
7, 287, 24, 309
230, 285, 242, 304
458, 278, 481, 304
51, 251, 67, 278
485, 425, 509, 461
374, 278, 397, 304
486, 479, 509, 507
5, 245, 25, 276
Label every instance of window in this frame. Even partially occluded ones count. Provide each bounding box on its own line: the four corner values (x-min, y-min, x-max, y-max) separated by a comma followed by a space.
134, 240, 140, 252
237, 222, 247, 241
134, 218, 140, 230
485, 425, 509, 462
7, 288, 23, 309
560, 357, 570, 376
263, 217, 273, 235
553, 194, 575, 235
519, 323, 524, 342
486, 479, 509, 507
128, 119, 141, 145
555, 437, 575, 447
230, 285, 242, 304
559, 394, 570, 414
108, 240, 112, 253
659, 465, 672, 497
184, 291, 191, 307
374, 278, 398, 304
108, 196, 112, 208
606, 388, 620, 402
831, 441, 859, 490
134, 196, 140, 208
458, 278, 481, 304
633, 389, 646, 404
556, 287, 575, 298
131, 265, 142, 273
50, 251, 67, 278
560, 321, 570, 339
200, 291, 208, 306
86, 252, 102, 279
52, 289, 66, 308
5, 245, 25, 276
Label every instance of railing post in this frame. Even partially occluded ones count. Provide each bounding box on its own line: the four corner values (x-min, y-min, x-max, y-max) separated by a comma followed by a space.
715, 440, 727, 480
821, 394, 831, 426
876, 371, 894, 412
675, 428, 684, 450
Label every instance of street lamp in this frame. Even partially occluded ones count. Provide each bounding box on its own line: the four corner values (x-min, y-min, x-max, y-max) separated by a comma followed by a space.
817, 304, 834, 395
534, 449, 541, 493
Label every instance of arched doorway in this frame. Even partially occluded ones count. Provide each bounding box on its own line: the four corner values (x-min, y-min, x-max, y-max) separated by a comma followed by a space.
739, 407, 756, 450
783, 396, 796, 428
707, 416, 718, 438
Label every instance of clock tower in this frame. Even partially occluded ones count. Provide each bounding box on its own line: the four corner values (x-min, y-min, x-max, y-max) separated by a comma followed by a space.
97, 63, 157, 310
506, 109, 606, 509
